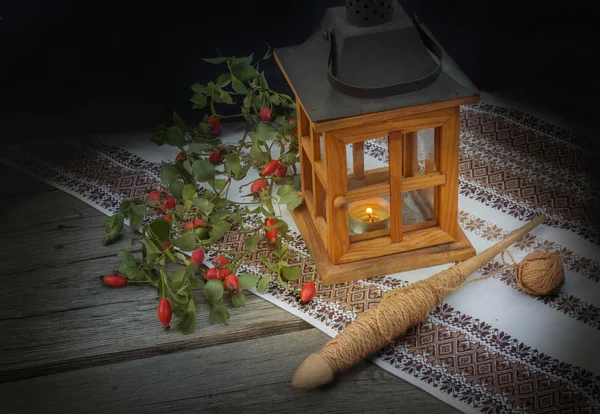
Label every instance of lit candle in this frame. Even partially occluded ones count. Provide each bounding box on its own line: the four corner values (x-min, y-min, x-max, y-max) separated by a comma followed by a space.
349, 198, 390, 234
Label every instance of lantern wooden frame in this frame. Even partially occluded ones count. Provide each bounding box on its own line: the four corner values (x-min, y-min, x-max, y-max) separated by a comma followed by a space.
280, 68, 478, 285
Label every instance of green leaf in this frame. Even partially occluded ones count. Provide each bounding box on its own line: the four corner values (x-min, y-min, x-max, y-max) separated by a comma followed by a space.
173, 111, 187, 132
118, 250, 137, 267
182, 183, 197, 200
131, 204, 148, 217
204, 280, 224, 302
172, 231, 196, 251
238, 162, 252, 180
187, 142, 212, 154
224, 154, 241, 178
166, 127, 186, 148
216, 73, 232, 87
149, 218, 171, 242
129, 214, 143, 230
192, 159, 216, 182
161, 162, 180, 185
238, 273, 259, 290
282, 265, 302, 281
231, 291, 247, 307
271, 95, 282, 106
279, 192, 303, 210
169, 180, 185, 200
150, 132, 168, 146
169, 269, 186, 291
280, 151, 298, 165
194, 226, 209, 240
219, 90, 234, 105
187, 262, 198, 275
259, 71, 269, 89
230, 62, 258, 82
211, 178, 228, 193
277, 184, 296, 197
250, 122, 278, 142
143, 238, 161, 255
231, 78, 248, 94
244, 234, 260, 251
232, 54, 254, 65
190, 93, 207, 109
104, 212, 124, 245
176, 300, 197, 334
209, 307, 219, 323
250, 142, 269, 164
191, 83, 211, 93
193, 198, 214, 215
209, 221, 230, 242
257, 275, 270, 294
182, 159, 194, 176
203, 57, 229, 64
212, 304, 230, 325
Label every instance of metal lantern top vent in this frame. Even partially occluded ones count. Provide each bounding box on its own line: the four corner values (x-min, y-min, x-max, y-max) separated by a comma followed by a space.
274, 0, 478, 122
346, 0, 394, 27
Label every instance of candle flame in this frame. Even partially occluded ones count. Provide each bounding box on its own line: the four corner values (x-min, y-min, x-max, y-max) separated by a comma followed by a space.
366, 207, 373, 215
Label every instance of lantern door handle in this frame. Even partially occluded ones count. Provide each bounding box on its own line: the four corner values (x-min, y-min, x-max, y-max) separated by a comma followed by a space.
333, 196, 348, 210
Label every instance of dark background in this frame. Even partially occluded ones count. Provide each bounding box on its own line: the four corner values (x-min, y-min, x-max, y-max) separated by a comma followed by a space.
1, 0, 598, 145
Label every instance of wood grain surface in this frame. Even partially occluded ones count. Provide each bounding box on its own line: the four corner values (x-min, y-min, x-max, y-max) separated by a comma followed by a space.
0, 164, 457, 413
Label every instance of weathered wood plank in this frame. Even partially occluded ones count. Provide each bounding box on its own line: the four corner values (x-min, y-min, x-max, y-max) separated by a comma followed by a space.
0, 329, 457, 413
0, 189, 105, 239
0, 210, 139, 274
0, 254, 145, 319
0, 290, 311, 383
1, 163, 57, 197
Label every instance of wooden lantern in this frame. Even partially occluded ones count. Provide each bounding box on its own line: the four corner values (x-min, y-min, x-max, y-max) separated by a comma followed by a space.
279, 94, 478, 285
274, 1, 479, 285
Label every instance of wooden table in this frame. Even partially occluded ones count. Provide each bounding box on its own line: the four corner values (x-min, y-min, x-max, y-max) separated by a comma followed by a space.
0, 164, 457, 413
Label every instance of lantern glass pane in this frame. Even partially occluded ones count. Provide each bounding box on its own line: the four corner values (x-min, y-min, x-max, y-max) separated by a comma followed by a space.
403, 187, 435, 225
347, 186, 437, 241
403, 128, 436, 178
346, 137, 389, 191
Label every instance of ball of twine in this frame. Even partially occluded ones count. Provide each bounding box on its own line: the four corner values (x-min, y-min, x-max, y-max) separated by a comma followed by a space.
516, 251, 564, 295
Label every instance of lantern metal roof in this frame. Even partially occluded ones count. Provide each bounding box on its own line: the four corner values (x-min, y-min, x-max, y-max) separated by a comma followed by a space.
275, 0, 478, 122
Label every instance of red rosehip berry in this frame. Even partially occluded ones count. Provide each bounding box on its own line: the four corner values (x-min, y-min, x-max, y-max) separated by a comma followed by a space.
161, 195, 176, 211
300, 280, 316, 304
158, 298, 173, 330
205, 268, 219, 280
261, 159, 279, 176
259, 107, 273, 121
163, 214, 171, 223
100, 274, 128, 287
193, 218, 206, 227
224, 274, 240, 292
250, 179, 268, 194
213, 255, 228, 267
217, 268, 231, 281
190, 249, 205, 266
148, 190, 161, 201
208, 150, 223, 165
161, 242, 172, 250
208, 115, 221, 136
185, 218, 206, 231
274, 161, 287, 177
175, 151, 186, 162
265, 218, 278, 243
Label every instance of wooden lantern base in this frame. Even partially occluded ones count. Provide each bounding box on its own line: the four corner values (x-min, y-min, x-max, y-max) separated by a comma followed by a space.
292, 204, 476, 285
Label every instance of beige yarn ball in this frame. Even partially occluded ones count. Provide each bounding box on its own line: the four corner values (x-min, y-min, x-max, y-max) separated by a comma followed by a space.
516, 252, 564, 295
